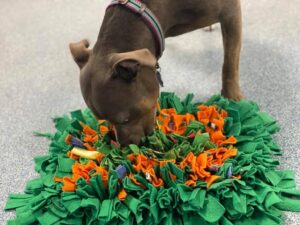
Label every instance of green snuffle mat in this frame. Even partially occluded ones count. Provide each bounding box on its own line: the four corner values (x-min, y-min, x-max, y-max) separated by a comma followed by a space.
5, 92, 300, 225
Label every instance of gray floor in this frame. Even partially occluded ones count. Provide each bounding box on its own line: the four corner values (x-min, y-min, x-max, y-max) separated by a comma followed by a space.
0, 0, 299, 224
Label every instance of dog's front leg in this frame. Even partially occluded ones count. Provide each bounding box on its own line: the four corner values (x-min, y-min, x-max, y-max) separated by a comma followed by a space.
220, 0, 243, 101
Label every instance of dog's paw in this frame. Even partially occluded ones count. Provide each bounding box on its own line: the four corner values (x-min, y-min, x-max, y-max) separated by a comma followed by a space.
221, 89, 243, 101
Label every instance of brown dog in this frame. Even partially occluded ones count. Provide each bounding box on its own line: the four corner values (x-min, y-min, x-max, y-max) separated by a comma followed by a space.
70, 0, 242, 146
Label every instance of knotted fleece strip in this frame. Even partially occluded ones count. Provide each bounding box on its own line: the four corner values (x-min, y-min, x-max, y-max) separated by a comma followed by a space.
5, 92, 300, 225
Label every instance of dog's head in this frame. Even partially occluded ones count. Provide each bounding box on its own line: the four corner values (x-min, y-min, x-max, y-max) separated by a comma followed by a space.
69, 40, 160, 146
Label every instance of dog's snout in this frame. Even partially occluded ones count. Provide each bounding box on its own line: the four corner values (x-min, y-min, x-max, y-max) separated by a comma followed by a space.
114, 115, 156, 146
114, 125, 144, 146
144, 123, 155, 136
118, 135, 142, 146
117, 131, 144, 146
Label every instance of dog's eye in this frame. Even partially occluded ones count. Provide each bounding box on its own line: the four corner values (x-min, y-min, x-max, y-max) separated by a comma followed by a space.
114, 118, 129, 126
120, 119, 129, 125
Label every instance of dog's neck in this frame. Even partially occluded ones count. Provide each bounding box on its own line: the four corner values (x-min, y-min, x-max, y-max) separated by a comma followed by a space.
94, 0, 196, 56
93, 2, 172, 58
93, 0, 211, 57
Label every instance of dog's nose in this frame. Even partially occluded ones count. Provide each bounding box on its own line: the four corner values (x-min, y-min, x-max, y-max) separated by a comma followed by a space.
118, 136, 141, 146
115, 126, 144, 146
118, 132, 144, 146
144, 123, 155, 136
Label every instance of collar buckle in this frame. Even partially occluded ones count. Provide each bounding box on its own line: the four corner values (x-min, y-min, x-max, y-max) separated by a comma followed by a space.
138, 3, 146, 15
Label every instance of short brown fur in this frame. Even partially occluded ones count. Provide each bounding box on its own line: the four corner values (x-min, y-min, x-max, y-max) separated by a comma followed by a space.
70, 0, 243, 146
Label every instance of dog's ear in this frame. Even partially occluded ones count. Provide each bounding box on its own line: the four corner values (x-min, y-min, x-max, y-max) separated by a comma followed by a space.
113, 60, 140, 82
69, 39, 91, 69
110, 49, 156, 82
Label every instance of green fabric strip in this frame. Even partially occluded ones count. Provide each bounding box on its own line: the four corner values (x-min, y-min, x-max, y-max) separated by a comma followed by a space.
5, 92, 300, 225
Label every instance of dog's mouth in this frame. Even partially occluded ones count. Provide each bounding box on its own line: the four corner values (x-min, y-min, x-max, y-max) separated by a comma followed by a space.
111, 127, 119, 143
